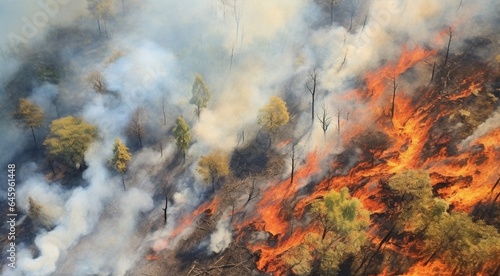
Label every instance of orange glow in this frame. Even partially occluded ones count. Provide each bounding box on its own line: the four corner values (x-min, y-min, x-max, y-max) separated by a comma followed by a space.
239, 41, 499, 275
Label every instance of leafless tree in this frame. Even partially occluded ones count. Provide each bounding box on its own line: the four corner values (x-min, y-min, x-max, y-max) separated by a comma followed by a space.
339, 50, 348, 71
290, 143, 297, 185
86, 69, 107, 93
443, 27, 453, 69
127, 108, 147, 147
390, 73, 398, 121
317, 104, 332, 137
306, 68, 319, 123
245, 177, 259, 206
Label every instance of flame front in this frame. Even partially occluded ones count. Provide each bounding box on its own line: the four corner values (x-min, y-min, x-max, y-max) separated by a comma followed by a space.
232, 43, 500, 275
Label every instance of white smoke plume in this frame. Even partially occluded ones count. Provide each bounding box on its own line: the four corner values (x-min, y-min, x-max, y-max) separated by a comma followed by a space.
0, 0, 498, 275
209, 211, 233, 254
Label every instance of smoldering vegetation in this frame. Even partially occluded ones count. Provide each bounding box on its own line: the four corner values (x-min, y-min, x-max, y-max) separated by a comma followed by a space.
0, 0, 499, 275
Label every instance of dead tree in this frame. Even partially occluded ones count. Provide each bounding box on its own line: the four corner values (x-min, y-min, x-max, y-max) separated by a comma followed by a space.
361, 12, 369, 34
443, 27, 453, 69
126, 108, 146, 147
338, 50, 348, 71
430, 61, 437, 84
306, 68, 319, 123
317, 104, 332, 137
245, 177, 259, 206
162, 192, 168, 225
391, 73, 398, 121
337, 108, 341, 142
86, 70, 107, 93
161, 97, 167, 126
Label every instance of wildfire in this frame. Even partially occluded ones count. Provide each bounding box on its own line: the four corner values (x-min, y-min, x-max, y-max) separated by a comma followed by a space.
237, 40, 499, 275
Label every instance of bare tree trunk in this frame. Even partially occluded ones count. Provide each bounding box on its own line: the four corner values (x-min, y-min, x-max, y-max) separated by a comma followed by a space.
97, 18, 101, 36
104, 20, 109, 38
307, 69, 318, 123
121, 0, 125, 15
30, 126, 37, 149
162, 192, 168, 225
391, 76, 397, 121
162, 99, 167, 125
339, 50, 348, 71
121, 174, 126, 190
443, 28, 453, 68
430, 61, 436, 84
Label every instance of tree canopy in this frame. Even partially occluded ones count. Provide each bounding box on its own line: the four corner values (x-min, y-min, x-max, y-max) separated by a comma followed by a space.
257, 96, 289, 133
388, 170, 449, 233
110, 138, 132, 174
13, 98, 45, 147
284, 187, 370, 275
197, 150, 230, 192
109, 138, 132, 189
424, 212, 500, 274
173, 117, 191, 159
190, 74, 211, 118
44, 116, 98, 169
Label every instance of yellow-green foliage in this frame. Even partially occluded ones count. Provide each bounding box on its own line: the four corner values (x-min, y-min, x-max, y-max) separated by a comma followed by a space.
110, 138, 132, 174
388, 170, 448, 233
13, 98, 45, 129
173, 117, 191, 156
257, 96, 289, 132
284, 188, 370, 275
190, 74, 211, 117
197, 150, 230, 186
44, 116, 98, 168
424, 212, 500, 274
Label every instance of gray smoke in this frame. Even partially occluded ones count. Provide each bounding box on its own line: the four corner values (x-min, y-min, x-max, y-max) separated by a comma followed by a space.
0, 0, 498, 275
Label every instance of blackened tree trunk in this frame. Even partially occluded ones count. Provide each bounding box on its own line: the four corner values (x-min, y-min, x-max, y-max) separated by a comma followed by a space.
30, 126, 37, 148
443, 28, 453, 68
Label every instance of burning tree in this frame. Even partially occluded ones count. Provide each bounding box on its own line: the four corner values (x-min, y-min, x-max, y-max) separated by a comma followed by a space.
284, 187, 370, 275
190, 74, 211, 119
388, 170, 448, 234
197, 150, 230, 192
12, 98, 45, 148
109, 138, 132, 190
424, 212, 500, 275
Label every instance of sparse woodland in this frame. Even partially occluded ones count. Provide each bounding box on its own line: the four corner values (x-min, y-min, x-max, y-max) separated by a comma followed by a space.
1, 0, 499, 275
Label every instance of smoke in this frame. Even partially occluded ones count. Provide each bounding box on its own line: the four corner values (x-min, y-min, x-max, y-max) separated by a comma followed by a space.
0, 0, 498, 275
460, 106, 500, 147
209, 211, 233, 254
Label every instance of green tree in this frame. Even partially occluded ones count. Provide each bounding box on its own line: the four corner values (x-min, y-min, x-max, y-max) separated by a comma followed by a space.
189, 74, 211, 118
197, 150, 230, 192
87, 0, 115, 36
257, 96, 290, 133
13, 98, 45, 148
109, 138, 132, 190
424, 212, 500, 274
173, 117, 191, 160
388, 170, 448, 233
284, 188, 370, 275
44, 116, 98, 170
